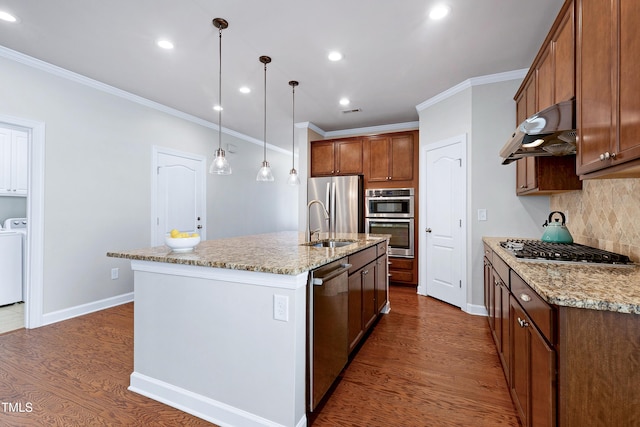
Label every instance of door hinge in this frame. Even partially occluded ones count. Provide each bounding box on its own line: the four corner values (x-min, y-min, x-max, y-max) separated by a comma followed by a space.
459, 280, 462, 288
157, 217, 159, 225
459, 219, 462, 227
457, 158, 462, 167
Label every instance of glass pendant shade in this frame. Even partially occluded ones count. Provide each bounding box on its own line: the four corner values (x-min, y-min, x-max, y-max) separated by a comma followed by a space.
257, 160, 274, 181
257, 55, 274, 182
210, 148, 231, 175
287, 168, 300, 185
209, 18, 232, 175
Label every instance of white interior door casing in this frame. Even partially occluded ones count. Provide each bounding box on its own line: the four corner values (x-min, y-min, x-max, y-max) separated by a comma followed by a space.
151, 147, 206, 246
419, 135, 467, 309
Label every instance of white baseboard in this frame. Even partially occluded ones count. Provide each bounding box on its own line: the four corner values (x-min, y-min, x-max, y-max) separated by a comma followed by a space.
129, 372, 307, 427
41, 292, 134, 326
465, 303, 488, 317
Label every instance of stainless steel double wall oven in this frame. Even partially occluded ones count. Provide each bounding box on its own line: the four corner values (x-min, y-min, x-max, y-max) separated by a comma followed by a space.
365, 188, 414, 257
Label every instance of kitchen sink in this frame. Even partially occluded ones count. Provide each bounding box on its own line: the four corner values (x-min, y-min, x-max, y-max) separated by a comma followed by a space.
303, 239, 358, 248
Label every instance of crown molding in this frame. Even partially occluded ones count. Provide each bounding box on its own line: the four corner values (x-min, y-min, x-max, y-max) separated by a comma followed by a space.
415, 68, 528, 112
0, 44, 291, 154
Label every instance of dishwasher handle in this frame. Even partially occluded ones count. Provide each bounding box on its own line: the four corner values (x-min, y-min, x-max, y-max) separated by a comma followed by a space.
312, 263, 352, 285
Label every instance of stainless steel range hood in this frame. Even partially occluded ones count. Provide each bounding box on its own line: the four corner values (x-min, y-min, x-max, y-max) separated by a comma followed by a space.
500, 98, 576, 165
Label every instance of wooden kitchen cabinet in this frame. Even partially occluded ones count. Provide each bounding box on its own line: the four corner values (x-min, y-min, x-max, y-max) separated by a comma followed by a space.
513, 0, 581, 195
576, 0, 640, 178
387, 257, 414, 286
347, 246, 378, 353
310, 138, 363, 177
0, 127, 28, 197
375, 241, 389, 314
365, 133, 414, 183
510, 294, 556, 427
485, 249, 510, 377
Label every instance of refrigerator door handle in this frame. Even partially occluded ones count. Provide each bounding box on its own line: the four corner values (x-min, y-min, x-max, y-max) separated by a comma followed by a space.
325, 182, 331, 217
331, 182, 336, 234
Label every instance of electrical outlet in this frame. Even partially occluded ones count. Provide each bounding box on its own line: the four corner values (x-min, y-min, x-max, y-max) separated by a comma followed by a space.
111, 268, 119, 280
274, 294, 289, 322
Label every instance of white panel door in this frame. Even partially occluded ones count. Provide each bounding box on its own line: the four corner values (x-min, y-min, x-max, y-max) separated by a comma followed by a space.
153, 148, 206, 246
420, 137, 465, 308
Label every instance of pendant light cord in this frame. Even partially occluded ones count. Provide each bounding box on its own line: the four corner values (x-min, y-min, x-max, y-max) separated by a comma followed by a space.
263, 61, 267, 162
291, 84, 296, 169
218, 26, 223, 151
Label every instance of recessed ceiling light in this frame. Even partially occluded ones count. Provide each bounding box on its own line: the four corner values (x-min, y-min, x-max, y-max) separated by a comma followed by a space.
0, 11, 18, 22
328, 51, 343, 62
429, 4, 450, 20
339, 98, 350, 106
213, 105, 223, 111
157, 39, 174, 50
239, 86, 251, 94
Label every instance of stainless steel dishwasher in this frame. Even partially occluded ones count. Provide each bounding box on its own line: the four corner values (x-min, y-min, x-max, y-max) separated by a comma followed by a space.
308, 258, 351, 412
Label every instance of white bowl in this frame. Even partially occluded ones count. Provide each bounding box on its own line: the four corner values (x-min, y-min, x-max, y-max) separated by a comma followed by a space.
165, 235, 201, 252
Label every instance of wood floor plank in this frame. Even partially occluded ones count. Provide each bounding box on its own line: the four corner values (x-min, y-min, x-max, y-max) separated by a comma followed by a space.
0, 286, 518, 426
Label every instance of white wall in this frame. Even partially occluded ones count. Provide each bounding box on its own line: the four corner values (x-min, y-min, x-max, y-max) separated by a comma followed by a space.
0, 53, 297, 316
419, 77, 550, 308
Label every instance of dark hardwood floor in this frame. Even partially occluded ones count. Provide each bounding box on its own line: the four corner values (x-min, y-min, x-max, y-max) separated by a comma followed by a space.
0, 286, 519, 426
312, 286, 520, 426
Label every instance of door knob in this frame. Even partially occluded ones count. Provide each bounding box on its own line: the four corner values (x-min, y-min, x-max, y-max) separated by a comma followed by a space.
425, 228, 432, 233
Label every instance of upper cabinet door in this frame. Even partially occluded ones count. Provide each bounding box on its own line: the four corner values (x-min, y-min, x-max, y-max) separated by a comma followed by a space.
576, 0, 615, 175
577, 0, 640, 177
335, 139, 363, 175
554, 6, 575, 104
616, 0, 640, 163
310, 141, 335, 177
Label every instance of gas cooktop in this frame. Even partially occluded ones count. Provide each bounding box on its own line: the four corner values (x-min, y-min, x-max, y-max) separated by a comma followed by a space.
499, 239, 634, 266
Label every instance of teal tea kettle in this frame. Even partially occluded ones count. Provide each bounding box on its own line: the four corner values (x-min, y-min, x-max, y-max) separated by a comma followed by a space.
541, 211, 574, 244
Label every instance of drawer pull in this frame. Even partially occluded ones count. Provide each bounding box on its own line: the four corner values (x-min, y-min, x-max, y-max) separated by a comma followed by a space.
519, 293, 532, 302
517, 317, 530, 328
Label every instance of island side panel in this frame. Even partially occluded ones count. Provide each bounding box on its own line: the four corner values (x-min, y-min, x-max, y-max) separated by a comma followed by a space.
130, 265, 308, 427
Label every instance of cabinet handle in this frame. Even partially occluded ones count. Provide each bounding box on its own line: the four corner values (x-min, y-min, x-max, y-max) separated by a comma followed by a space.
600, 152, 615, 161
519, 185, 527, 189
517, 317, 530, 328
519, 293, 532, 302
362, 269, 369, 275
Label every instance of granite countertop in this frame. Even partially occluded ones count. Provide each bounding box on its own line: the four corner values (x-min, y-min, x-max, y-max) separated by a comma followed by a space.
107, 231, 389, 275
483, 237, 640, 314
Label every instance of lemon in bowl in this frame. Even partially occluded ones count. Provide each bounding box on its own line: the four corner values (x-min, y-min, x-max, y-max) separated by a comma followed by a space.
165, 230, 201, 252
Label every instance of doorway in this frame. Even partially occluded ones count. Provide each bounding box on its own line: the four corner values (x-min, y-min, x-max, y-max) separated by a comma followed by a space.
0, 114, 46, 330
151, 147, 206, 246
418, 134, 467, 309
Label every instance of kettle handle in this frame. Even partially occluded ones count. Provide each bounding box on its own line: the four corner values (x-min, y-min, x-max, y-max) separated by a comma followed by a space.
548, 211, 566, 225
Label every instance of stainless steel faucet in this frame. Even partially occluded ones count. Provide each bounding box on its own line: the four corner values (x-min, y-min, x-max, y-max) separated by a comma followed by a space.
307, 199, 329, 242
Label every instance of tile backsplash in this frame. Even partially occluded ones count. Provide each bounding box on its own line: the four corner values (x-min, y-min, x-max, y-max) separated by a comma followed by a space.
550, 178, 640, 262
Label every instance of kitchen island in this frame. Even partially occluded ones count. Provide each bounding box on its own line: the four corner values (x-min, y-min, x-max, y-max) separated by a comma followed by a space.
107, 231, 389, 427
483, 237, 639, 427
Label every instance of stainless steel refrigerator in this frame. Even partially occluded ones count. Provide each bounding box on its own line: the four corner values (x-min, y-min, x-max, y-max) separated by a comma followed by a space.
307, 175, 364, 236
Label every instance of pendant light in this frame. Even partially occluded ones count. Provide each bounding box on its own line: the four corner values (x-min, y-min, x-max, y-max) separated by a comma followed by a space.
287, 80, 301, 185
256, 55, 274, 182
209, 18, 232, 175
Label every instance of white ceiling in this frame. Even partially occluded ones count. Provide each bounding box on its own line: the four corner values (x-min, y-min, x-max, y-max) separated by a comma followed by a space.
0, 0, 564, 150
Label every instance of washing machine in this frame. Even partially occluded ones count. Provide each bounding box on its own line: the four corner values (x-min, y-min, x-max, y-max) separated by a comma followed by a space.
0, 226, 22, 305
3, 218, 27, 304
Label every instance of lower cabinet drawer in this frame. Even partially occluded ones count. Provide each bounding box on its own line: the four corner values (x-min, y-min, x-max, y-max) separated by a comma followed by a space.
389, 269, 414, 283
510, 271, 555, 343
388, 257, 414, 284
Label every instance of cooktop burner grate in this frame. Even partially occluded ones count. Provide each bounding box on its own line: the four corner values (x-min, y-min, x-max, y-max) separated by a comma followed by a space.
499, 239, 633, 265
